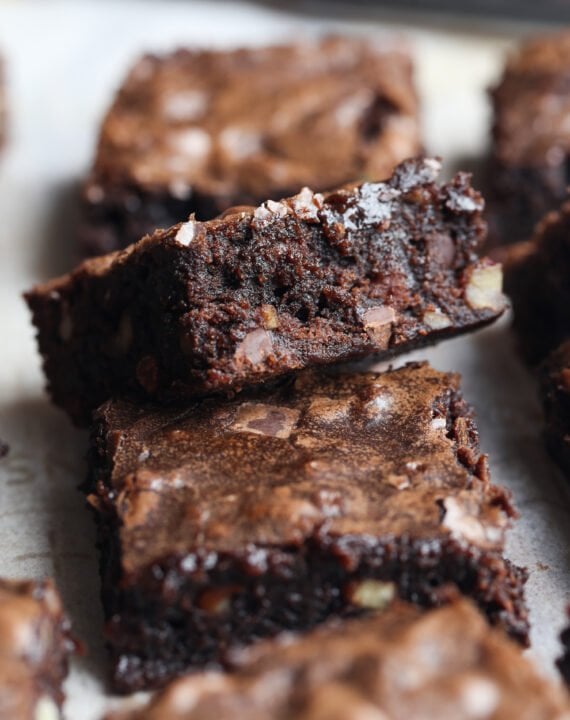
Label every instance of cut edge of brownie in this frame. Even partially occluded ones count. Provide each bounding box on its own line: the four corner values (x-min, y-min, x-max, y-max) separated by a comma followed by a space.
539, 340, 570, 477
27, 158, 507, 426
85, 363, 527, 693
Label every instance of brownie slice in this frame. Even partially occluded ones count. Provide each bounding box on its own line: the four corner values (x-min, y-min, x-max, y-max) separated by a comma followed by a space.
0, 578, 75, 719
488, 30, 570, 248
539, 340, 570, 477
105, 599, 563, 720
80, 36, 421, 255
27, 158, 506, 426
86, 362, 527, 693
505, 200, 570, 365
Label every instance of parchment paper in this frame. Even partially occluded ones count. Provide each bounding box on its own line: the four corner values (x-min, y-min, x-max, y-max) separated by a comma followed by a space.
0, 3, 568, 717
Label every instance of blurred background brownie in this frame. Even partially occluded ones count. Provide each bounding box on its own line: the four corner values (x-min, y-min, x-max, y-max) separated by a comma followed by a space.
0, 578, 75, 720
505, 199, 570, 365
488, 31, 570, 249
79, 36, 421, 255
105, 600, 564, 720
27, 159, 505, 426
87, 363, 527, 692
539, 340, 570, 479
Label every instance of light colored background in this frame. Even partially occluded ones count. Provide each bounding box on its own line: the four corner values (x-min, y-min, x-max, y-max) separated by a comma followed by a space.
0, 2, 569, 718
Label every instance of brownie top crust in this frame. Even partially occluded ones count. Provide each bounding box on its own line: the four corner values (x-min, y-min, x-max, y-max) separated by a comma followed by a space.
89, 36, 420, 205
90, 362, 512, 576
105, 599, 570, 720
491, 30, 570, 169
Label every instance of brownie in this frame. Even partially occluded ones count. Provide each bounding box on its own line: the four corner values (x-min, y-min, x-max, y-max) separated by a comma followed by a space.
505, 200, 570, 365
105, 599, 564, 720
0, 578, 75, 719
80, 36, 421, 255
86, 362, 527, 693
488, 30, 570, 248
27, 158, 506, 426
539, 340, 570, 477
558, 606, 570, 688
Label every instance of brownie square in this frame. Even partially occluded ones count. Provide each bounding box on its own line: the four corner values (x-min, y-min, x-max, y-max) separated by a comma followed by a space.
0, 578, 75, 719
27, 158, 506, 426
505, 200, 570, 365
87, 363, 527, 693
104, 600, 567, 720
488, 30, 570, 248
80, 36, 421, 255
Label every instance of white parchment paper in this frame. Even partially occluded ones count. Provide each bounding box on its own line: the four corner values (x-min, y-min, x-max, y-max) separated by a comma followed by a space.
0, 2, 568, 718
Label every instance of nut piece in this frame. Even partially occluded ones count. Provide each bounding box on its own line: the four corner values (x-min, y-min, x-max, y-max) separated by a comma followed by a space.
34, 697, 59, 720
197, 586, 240, 614
347, 579, 396, 610
174, 219, 198, 247
234, 329, 274, 367
260, 304, 279, 330
464, 262, 504, 311
423, 310, 452, 330
361, 306, 396, 347
231, 403, 300, 439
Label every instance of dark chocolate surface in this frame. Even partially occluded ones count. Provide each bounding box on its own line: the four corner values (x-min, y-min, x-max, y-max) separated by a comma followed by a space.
28, 158, 505, 426
80, 36, 421, 255
539, 340, 570, 478
87, 363, 527, 692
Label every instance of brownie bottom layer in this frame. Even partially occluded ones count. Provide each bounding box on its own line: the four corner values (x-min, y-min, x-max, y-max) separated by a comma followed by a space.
99, 531, 528, 693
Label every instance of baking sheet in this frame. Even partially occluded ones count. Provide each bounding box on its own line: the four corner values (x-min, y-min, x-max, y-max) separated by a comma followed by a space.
0, 2, 568, 718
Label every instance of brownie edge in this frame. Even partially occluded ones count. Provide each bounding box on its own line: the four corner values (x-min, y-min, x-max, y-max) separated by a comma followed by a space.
27, 157, 506, 426
104, 600, 565, 720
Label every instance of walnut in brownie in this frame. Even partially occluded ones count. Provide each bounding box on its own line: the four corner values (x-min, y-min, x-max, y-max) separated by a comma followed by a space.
539, 340, 570, 477
489, 30, 570, 248
87, 363, 527, 693
105, 599, 562, 720
27, 158, 506, 426
80, 36, 421, 255
505, 200, 570, 365
0, 578, 75, 719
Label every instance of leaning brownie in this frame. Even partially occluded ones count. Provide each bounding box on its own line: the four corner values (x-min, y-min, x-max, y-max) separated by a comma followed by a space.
105, 599, 562, 720
539, 340, 570, 477
27, 158, 505, 426
87, 362, 527, 693
0, 578, 75, 719
489, 30, 570, 248
505, 200, 570, 365
80, 36, 421, 255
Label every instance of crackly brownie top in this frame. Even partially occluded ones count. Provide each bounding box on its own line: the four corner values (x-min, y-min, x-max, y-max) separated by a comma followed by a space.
0, 578, 72, 718
89, 36, 420, 201
106, 599, 570, 720
90, 363, 512, 576
492, 31, 570, 167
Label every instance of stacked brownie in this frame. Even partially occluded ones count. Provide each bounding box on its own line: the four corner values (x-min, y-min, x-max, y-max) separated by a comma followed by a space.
27, 153, 529, 695
0, 578, 75, 720
488, 30, 570, 248
79, 36, 421, 255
